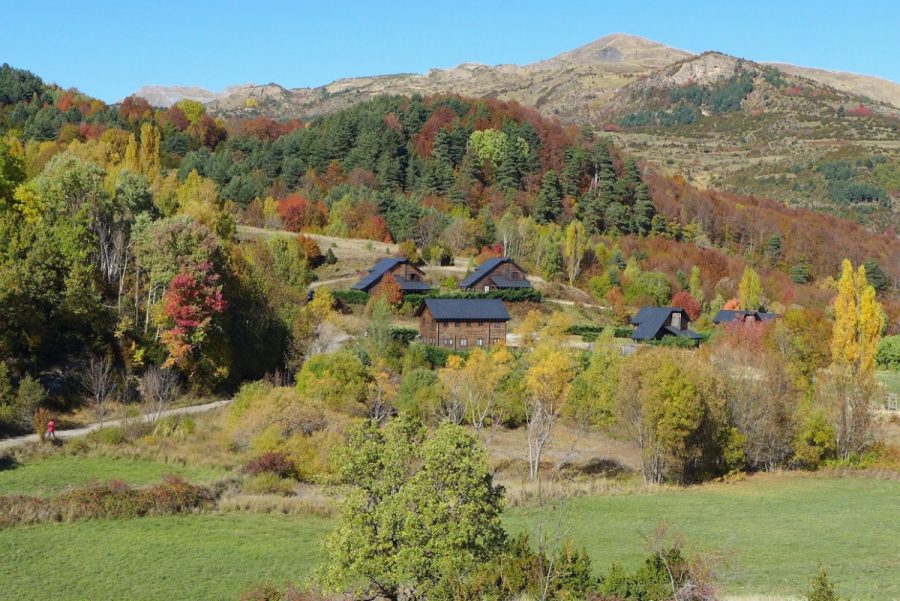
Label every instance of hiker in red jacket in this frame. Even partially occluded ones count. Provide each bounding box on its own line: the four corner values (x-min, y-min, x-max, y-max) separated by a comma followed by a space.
46, 419, 56, 439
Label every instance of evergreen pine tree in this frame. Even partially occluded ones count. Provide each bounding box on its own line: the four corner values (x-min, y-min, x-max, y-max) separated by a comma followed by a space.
631, 181, 656, 235
534, 170, 563, 223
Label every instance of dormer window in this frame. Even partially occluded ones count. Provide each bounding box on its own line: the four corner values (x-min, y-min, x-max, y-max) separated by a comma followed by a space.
671, 312, 683, 329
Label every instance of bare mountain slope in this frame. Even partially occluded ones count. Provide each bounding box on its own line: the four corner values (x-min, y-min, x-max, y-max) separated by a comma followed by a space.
131, 85, 223, 107
766, 62, 900, 109
130, 34, 900, 125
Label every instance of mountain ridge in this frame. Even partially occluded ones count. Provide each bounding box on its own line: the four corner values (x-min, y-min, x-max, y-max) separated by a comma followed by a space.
126, 34, 900, 119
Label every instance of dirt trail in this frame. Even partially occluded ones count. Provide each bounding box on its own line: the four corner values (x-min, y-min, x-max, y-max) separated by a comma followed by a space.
0, 400, 231, 452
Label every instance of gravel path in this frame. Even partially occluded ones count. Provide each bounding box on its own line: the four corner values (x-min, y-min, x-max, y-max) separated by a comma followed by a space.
0, 400, 231, 452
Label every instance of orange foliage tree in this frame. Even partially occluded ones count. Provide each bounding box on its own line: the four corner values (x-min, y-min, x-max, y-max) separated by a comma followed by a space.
671, 291, 701, 321
371, 273, 403, 306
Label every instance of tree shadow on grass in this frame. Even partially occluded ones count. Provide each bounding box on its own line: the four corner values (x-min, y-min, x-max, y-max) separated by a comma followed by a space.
0, 454, 20, 472
572, 457, 632, 478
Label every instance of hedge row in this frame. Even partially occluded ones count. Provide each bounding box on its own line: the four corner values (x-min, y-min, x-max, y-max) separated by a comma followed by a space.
334, 288, 542, 306
0, 477, 215, 528
403, 288, 542, 305
390, 328, 419, 345
332, 289, 369, 305
566, 325, 634, 341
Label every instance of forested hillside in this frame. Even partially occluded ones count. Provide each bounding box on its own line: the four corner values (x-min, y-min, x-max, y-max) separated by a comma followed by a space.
0, 62, 897, 412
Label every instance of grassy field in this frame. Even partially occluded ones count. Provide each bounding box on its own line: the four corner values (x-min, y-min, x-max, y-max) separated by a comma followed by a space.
876, 370, 900, 396
0, 473, 897, 600
507, 473, 900, 601
0, 514, 333, 601
0, 455, 229, 496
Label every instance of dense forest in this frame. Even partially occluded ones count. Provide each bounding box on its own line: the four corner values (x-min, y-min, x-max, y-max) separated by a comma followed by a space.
0, 61, 897, 417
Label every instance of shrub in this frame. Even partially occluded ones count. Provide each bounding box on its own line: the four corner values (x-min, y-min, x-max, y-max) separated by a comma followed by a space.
648, 335, 701, 348
244, 451, 297, 479
395, 369, 440, 419
295, 351, 370, 415
243, 473, 295, 496
227, 382, 327, 448
32, 407, 51, 440
599, 544, 713, 601
240, 584, 322, 601
331, 289, 368, 305
0, 477, 214, 527
793, 409, 836, 469
11, 375, 44, 430
390, 327, 418, 345
150, 415, 195, 440
876, 335, 900, 370
87, 426, 128, 446
805, 569, 842, 601
279, 429, 344, 481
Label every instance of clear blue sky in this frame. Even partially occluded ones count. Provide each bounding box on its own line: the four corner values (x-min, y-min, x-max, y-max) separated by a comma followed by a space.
1, 0, 897, 102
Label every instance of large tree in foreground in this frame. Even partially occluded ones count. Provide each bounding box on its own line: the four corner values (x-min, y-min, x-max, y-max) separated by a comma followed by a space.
322, 417, 506, 601
828, 259, 884, 459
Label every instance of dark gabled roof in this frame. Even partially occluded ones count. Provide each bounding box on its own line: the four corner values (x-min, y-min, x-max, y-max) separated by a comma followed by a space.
713, 310, 780, 324
490, 276, 532, 289
663, 326, 703, 339
396, 278, 431, 292
418, 298, 510, 321
352, 258, 406, 291
459, 257, 528, 288
631, 307, 697, 341
712, 310, 754, 324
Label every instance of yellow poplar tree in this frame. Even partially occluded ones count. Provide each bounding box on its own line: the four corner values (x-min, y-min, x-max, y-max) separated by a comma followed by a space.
562, 219, 587, 286
138, 123, 161, 180
123, 133, 139, 172
829, 259, 884, 458
523, 343, 577, 479
738, 265, 763, 311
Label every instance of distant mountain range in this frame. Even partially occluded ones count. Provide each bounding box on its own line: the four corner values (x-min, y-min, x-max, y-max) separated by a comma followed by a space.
130, 34, 900, 123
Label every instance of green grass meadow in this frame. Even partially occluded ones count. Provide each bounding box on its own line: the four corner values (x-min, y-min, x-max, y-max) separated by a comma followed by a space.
0, 473, 897, 600
876, 370, 900, 396
0, 455, 229, 496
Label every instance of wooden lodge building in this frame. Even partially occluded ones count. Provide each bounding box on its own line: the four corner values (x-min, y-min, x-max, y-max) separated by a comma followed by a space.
352, 258, 431, 294
417, 299, 511, 349
631, 307, 702, 344
458, 258, 531, 292
712, 310, 779, 325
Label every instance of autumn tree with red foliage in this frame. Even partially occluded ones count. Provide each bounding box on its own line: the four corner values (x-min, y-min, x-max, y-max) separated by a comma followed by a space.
371, 273, 403, 306
605, 286, 629, 325
119, 95, 152, 123
158, 105, 190, 131
846, 104, 873, 118
231, 117, 303, 141
160, 262, 229, 390
278, 195, 328, 232
474, 244, 503, 265
189, 115, 226, 149
671, 291, 701, 321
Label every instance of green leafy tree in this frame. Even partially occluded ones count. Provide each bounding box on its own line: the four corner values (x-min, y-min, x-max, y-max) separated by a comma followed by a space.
0, 141, 25, 208
738, 265, 763, 311
295, 350, 371, 415
322, 418, 506, 600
